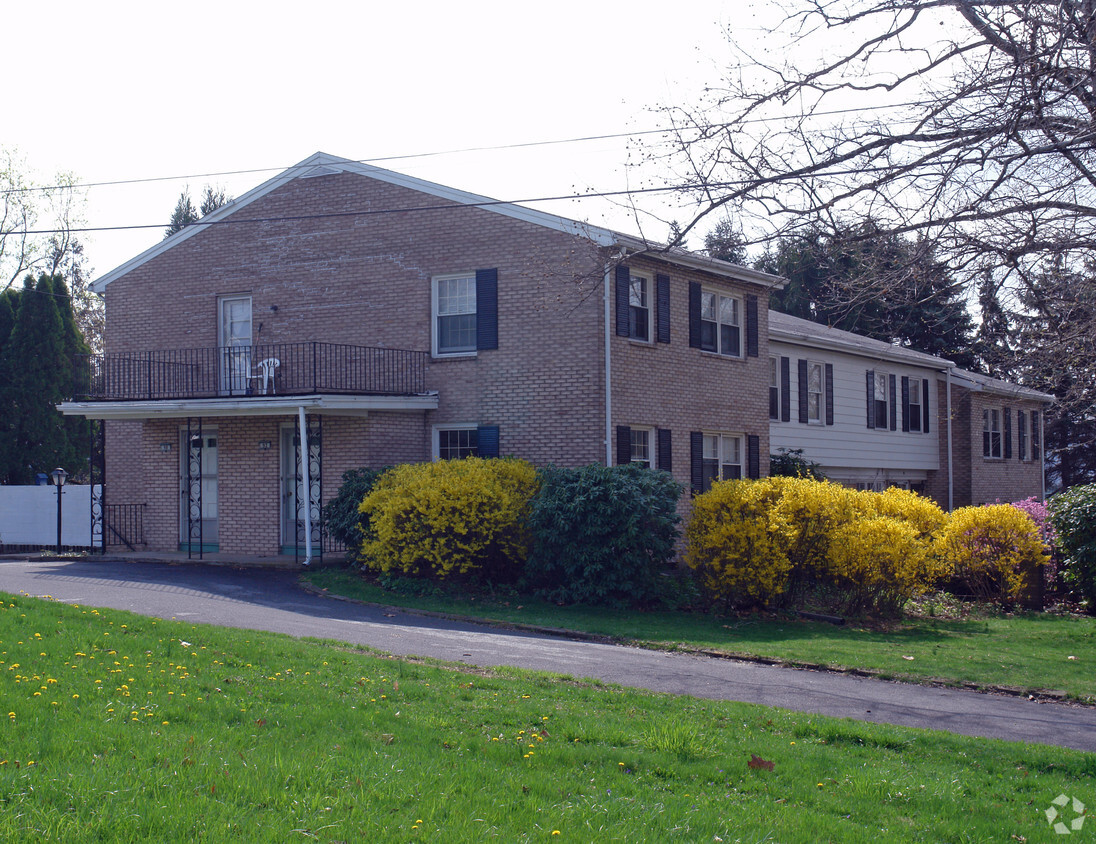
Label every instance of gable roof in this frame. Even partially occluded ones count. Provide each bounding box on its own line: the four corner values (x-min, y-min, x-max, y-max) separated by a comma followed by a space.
768, 309, 952, 369
90, 152, 782, 293
950, 368, 1054, 403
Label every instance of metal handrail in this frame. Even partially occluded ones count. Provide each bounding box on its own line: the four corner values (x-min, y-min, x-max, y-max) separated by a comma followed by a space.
74, 342, 427, 401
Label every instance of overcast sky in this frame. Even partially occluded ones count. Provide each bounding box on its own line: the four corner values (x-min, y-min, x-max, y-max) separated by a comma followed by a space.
6, 1, 760, 281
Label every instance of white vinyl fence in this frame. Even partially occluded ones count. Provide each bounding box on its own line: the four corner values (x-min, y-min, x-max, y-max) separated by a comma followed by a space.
0, 484, 96, 547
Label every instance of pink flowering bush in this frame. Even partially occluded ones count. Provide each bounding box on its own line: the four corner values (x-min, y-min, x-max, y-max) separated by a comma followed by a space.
1009, 497, 1059, 591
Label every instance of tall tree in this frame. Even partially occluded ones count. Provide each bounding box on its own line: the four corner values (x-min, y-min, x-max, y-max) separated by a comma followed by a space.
165, 184, 231, 238
1, 148, 84, 291
0, 274, 88, 483
757, 223, 976, 367
652, 0, 1096, 314
703, 218, 749, 265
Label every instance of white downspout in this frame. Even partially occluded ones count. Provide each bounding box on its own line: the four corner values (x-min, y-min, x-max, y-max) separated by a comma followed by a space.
946, 368, 953, 512
604, 260, 613, 466
298, 406, 313, 566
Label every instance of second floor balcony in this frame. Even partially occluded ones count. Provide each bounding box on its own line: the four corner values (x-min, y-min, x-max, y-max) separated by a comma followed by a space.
74, 342, 428, 402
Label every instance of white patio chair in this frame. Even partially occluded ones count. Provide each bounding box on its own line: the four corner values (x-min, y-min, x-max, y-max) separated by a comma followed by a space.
251, 357, 280, 395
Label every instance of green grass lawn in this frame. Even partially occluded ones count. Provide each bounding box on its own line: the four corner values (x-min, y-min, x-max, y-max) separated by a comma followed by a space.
304, 569, 1096, 702
1, 591, 1092, 842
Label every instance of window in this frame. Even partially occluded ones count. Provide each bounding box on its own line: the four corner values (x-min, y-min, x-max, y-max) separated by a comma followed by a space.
437, 427, 478, 459
629, 428, 653, 467
874, 372, 888, 429
807, 362, 824, 423
983, 409, 1002, 458
908, 381, 922, 432
699, 290, 741, 356
1018, 410, 1027, 460
1031, 411, 1041, 460
699, 433, 743, 492
433, 274, 477, 355
769, 358, 780, 420
628, 273, 651, 341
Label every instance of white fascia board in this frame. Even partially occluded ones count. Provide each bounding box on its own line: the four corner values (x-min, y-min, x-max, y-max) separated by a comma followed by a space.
769, 327, 952, 371
57, 392, 439, 420
949, 371, 1054, 403
90, 152, 619, 293
613, 235, 787, 288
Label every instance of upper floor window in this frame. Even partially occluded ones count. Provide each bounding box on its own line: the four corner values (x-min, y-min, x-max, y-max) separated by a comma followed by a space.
769, 357, 780, 420
1018, 409, 1027, 460
874, 372, 889, 429
628, 272, 652, 341
1031, 410, 1041, 459
806, 362, 824, 423
983, 408, 1002, 458
433, 274, 477, 355
699, 290, 741, 357
629, 427, 653, 467
908, 381, 922, 432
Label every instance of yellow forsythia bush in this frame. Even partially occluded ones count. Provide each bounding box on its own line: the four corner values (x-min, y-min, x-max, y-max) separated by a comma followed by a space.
770, 476, 862, 576
359, 457, 539, 582
935, 504, 1049, 602
685, 478, 793, 607
828, 516, 930, 616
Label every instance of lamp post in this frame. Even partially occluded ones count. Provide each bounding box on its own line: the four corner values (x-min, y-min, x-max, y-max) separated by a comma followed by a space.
50, 467, 68, 554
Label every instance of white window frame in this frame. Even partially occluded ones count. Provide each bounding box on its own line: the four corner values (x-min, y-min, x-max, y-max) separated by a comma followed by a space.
432, 424, 479, 460
627, 271, 653, 342
629, 426, 654, 467
807, 361, 824, 424
769, 357, 780, 420
874, 371, 889, 429
700, 432, 743, 492
983, 408, 1002, 459
432, 273, 477, 357
909, 380, 923, 433
699, 288, 742, 357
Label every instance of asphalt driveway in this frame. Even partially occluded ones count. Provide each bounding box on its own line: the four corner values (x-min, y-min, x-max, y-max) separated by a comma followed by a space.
1, 557, 1093, 752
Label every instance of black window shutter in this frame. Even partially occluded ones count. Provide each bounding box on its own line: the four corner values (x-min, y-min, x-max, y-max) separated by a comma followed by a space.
746, 294, 759, 357
616, 425, 631, 466
475, 268, 498, 350
866, 370, 876, 429
922, 379, 930, 433
901, 376, 911, 432
824, 363, 834, 426
614, 265, 630, 337
688, 282, 702, 348
889, 374, 897, 431
1004, 408, 1013, 459
781, 357, 791, 422
656, 274, 671, 344
657, 427, 672, 472
797, 359, 809, 424
477, 425, 500, 458
690, 431, 704, 493
747, 434, 761, 479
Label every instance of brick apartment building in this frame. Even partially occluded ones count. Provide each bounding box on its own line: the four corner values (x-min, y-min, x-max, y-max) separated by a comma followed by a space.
59, 152, 1051, 560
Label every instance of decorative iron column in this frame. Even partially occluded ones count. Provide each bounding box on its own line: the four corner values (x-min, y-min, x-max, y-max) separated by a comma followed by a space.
89, 419, 105, 554
185, 417, 203, 560
293, 415, 323, 564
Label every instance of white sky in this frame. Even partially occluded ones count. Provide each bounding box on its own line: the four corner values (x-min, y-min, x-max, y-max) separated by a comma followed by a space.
6, 1, 760, 281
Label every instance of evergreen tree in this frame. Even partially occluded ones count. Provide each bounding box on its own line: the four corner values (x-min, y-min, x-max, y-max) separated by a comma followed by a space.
703, 218, 749, 265
165, 184, 231, 239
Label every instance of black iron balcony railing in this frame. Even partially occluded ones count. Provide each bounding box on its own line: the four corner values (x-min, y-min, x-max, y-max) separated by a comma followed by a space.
74, 342, 427, 401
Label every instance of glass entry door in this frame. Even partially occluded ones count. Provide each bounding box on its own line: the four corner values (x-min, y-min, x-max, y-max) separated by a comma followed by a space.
218, 295, 252, 395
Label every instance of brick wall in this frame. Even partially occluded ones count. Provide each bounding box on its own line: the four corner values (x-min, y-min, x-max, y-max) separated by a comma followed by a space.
98, 169, 773, 554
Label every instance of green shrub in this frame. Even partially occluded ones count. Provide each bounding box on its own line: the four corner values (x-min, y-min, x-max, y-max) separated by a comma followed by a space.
359, 457, 539, 583
769, 447, 826, 480
685, 478, 793, 609
935, 505, 1048, 603
324, 467, 389, 562
524, 464, 682, 608
1050, 484, 1096, 612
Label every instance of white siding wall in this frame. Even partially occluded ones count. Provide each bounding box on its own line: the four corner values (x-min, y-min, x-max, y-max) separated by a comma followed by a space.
769, 341, 941, 478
